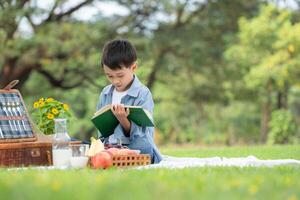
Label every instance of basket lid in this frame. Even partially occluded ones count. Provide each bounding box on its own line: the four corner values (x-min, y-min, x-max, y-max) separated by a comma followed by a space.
0, 80, 37, 143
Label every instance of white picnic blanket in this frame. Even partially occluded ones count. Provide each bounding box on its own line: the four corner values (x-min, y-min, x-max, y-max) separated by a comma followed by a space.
135, 155, 300, 169
6, 155, 300, 171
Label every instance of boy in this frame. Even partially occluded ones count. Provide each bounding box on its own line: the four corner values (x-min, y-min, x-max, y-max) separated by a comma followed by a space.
96, 39, 162, 163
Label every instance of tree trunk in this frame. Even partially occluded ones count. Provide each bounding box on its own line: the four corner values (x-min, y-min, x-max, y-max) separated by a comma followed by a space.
260, 101, 270, 143
0, 59, 34, 90
147, 56, 164, 90
260, 82, 272, 143
277, 91, 283, 109
277, 82, 289, 109
146, 48, 170, 90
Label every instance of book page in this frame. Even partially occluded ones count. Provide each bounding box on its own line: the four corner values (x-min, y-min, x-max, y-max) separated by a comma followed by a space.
143, 109, 154, 122
93, 104, 111, 117
125, 105, 141, 109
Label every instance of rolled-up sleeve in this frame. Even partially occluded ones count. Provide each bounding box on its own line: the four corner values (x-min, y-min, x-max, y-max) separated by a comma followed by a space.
129, 89, 154, 140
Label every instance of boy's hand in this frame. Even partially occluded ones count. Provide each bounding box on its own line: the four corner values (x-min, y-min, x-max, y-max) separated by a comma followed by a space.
111, 104, 131, 136
111, 104, 130, 121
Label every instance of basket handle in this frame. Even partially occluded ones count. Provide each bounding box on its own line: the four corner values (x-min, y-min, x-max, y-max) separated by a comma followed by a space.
3, 80, 19, 90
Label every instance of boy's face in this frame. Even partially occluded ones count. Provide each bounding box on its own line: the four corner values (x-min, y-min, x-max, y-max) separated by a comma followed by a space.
103, 63, 137, 92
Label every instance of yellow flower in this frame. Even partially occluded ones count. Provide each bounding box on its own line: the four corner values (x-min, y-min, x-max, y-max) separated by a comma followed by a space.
63, 104, 69, 111
38, 98, 44, 104
51, 181, 62, 192
39, 101, 45, 107
46, 98, 54, 103
229, 179, 241, 188
288, 194, 297, 200
288, 44, 295, 53
51, 108, 59, 115
248, 184, 258, 195
47, 113, 54, 120
33, 102, 39, 109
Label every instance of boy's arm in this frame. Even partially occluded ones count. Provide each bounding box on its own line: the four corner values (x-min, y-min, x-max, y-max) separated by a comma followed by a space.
111, 89, 154, 138
129, 90, 154, 139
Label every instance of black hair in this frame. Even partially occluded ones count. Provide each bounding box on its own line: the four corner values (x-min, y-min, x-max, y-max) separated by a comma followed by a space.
101, 39, 137, 69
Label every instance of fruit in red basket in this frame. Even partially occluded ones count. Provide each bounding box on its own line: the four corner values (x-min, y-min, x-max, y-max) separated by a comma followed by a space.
118, 149, 139, 156
106, 148, 120, 156
87, 137, 104, 157
102, 150, 113, 156
91, 151, 112, 169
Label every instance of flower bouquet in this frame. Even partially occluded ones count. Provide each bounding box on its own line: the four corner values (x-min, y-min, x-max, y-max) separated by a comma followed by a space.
32, 98, 72, 135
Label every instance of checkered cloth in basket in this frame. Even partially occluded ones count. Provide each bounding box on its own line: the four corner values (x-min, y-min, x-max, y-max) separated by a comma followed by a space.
0, 80, 36, 142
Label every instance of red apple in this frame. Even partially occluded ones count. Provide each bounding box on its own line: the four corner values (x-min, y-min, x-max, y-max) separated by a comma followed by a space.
91, 151, 113, 169
102, 150, 113, 157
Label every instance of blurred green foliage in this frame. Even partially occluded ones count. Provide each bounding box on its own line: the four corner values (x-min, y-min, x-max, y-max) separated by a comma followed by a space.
225, 4, 300, 144
268, 109, 299, 144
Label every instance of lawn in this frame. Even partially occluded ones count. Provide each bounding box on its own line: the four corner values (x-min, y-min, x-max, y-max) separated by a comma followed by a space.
0, 145, 299, 200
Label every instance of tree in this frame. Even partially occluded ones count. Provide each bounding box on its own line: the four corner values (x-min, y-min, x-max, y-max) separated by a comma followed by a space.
225, 4, 300, 142
0, 0, 112, 90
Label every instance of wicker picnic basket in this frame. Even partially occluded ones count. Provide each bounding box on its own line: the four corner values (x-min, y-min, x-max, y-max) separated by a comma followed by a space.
0, 80, 53, 167
0, 134, 53, 167
101, 144, 151, 168
111, 154, 151, 168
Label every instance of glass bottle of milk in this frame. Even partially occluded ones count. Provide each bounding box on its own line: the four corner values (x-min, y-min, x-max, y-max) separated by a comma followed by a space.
52, 118, 71, 167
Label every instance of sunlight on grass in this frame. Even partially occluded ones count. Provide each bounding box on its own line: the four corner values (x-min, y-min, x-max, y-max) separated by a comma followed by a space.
0, 145, 299, 200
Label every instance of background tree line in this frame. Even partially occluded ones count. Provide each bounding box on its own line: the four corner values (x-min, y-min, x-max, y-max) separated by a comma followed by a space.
0, 0, 299, 145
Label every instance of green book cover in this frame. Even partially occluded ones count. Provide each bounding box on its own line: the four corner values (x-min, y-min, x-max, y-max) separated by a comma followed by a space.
91, 105, 154, 138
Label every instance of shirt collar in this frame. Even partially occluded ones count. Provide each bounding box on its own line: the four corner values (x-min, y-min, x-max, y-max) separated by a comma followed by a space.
103, 75, 142, 97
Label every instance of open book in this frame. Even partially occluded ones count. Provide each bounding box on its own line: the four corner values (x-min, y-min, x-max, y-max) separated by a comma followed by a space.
91, 104, 154, 138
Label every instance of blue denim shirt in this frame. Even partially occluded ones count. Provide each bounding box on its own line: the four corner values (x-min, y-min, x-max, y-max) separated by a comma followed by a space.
96, 75, 162, 163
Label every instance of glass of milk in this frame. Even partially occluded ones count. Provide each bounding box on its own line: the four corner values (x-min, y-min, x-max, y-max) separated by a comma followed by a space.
52, 118, 71, 168
70, 144, 89, 168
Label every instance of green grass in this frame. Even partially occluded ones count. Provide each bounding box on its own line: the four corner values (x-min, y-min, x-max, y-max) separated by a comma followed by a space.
160, 145, 300, 159
0, 145, 299, 200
